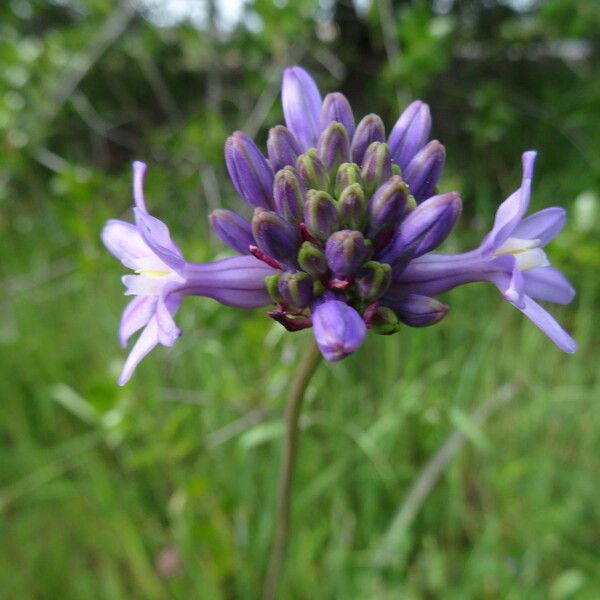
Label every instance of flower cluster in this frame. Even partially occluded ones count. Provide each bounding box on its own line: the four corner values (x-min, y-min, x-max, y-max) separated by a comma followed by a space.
103, 66, 575, 384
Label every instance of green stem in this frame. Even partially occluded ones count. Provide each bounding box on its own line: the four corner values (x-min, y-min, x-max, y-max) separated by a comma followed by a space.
262, 338, 322, 600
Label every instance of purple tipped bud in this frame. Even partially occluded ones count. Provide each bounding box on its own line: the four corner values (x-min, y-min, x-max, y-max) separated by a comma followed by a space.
298, 241, 329, 277
325, 230, 367, 277
267, 125, 302, 172
378, 192, 462, 268
367, 175, 409, 237
296, 149, 330, 192
265, 274, 284, 303
303, 190, 339, 241
391, 294, 449, 327
403, 140, 445, 203
278, 271, 313, 308
317, 122, 350, 174
282, 66, 322, 151
338, 183, 367, 230
209, 209, 255, 255
388, 100, 432, 170
361, 142, 393, 196
351, 114, 385, 165
252, 208, 301, 268
320, 92, 355, 140
225, 131, 274, 209
334, 163, 363, 197
368, 306, 401, 335
273, 167, 306, 224
311, 296, 367, 361
355, 261, 392, 302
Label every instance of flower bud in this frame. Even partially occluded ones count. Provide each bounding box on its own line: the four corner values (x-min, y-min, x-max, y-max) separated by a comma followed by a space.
338, 183, 367, 230
311, 295, 367, 361
296, 149, 330, 192
209, 209, 255, 255
265, 274, 284, 303
368, 306, 402, 335
251, 208, 301, 268
403, 140, 445, 203
351, 114, 385, 165
277, 271, 313, 308
334, 162, 362, 198
325, 230, 367, 277
225, 131, 274, 209
355, 261, 392, 302
303, 190, 339, 241
273, 166, 306, 224
317, 122, 350, 174
392, 294, 449, 327
388, 100, 431, 170
298, 241, 329, 277
267, 125, 302, 173
378, 192, 462, 268
361, 142, 392, 197
320, 92, 356, 140
367, 175, 409, 236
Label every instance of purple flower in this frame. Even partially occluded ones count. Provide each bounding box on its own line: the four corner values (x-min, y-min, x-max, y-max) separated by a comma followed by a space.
102, 162, 276, 384
387, 152, 576, 352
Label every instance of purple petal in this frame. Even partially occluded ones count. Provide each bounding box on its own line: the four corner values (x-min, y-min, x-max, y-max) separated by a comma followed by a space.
480, 151, 537, 253
403, 140, 445, 203
282, 66, 322, 151
118, 317, 160, 385
132, 161, 148, 211
311, 298, 367, 361
387, 293, 449, 327
523, 266, 576, 304
119, 295, 157, 347
516, 295, 576, 353
155, 283, 184, 346
133, 208, 185, 275
209, 209, 254, 255
102, 219, 150, 268
388, 101, 431, 170
320, 92, 355, 140
512, 207, 566, 246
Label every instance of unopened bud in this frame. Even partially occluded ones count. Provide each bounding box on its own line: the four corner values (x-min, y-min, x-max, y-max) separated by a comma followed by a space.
265, 274, 284, 303
251, 208, 301, 268
403, 140, 445, 203
273, 167, 306, 224
369, 306, 401, 335
334, 162, 363, 198
267, 125, 302, 173
388, 100, 431, 170
367, 175, 409, 236
317, 122, 350, 174
355, 261, 392, 302
325, 230, 367, 277
209, 209, 254, 255
303, 190, 339, 241
320, 92, 355, 140
277, 272, 314, 308
338, 183, 367, 230
361, 142, 392, 197
298, 241, 329, 277
351, 114, 385, 165
296, 149, 330, 191
393, 294, 449, 327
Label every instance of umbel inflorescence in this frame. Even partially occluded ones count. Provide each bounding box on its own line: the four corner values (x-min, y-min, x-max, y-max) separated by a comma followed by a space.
102, 66, 576, 384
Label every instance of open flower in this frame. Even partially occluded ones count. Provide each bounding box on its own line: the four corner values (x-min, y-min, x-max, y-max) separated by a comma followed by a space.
386, 151, 576, 352
102, 162, 275, 384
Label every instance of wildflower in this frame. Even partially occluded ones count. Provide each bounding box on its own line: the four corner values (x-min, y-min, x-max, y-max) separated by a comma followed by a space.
102, 162, 276, 384
386, 151, 576, 352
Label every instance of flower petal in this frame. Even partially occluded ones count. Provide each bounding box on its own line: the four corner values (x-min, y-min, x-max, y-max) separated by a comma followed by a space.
480, 151, 536, 253
118, 317, 160, 385
133, 208, 185, 275
132, 161, 148, 211
101, 220, 150, 268
516, 295, 576, 353
523, 266, 576, 304
311, 297, 366, 361
122, 274, 171, 296
512, 207, 566, 246
282, 66, 322, 151
119, 295, 157, 347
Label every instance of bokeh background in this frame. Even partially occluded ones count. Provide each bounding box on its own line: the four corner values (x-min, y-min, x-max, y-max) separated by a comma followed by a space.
2, 0, 600, 598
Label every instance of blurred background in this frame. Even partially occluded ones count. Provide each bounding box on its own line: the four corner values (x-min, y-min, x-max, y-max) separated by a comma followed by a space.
1, 0, 599, 598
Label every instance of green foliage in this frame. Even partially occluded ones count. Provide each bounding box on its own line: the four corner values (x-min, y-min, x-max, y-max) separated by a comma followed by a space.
2, 0, 599, 598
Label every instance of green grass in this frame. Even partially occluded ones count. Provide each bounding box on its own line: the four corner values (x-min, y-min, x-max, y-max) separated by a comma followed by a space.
2, 207, 599, 600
